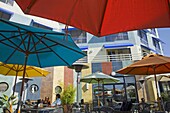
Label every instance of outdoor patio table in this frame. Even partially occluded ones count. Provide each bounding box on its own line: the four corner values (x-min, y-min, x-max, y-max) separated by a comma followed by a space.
21, 107, 56, 113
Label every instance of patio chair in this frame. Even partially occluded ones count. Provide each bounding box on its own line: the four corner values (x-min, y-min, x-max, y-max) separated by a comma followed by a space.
138, 102, 150, 113
99, 106, 115, 113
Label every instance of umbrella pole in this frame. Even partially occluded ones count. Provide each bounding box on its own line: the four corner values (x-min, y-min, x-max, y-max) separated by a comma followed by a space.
97, 80, 100, 107
13, 71, 18, 95
77, 72, 79, 106
16, 55, 28, 113
154, 73, 162, 111
154, 73, 159, 100
153, 67, 164, 111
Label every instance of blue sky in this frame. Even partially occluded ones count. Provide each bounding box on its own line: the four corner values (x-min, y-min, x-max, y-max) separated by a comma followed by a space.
158, 28, 170, 57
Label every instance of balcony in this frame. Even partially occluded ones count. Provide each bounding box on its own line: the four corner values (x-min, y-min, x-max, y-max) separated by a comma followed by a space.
76, 53, 143, 63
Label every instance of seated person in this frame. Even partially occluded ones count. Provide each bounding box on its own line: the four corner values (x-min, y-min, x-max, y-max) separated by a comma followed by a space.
34, 99, 43, 108
51, 94, 61, 107
23, 99, 33, 108
43, 97, 51, 107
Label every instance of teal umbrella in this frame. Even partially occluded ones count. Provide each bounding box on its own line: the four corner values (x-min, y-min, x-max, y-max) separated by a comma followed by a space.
0, 18, 86, 112
80, 72, 119, 106
0, 19, 85, 67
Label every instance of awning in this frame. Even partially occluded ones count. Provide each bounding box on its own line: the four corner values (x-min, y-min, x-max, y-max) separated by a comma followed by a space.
103, 43, 134, 49
79, 46, 88, 51
0, 8, 14, 15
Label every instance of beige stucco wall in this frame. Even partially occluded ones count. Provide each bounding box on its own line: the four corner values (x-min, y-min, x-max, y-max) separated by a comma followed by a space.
81, 63, 93, 103
52, 66, 64, 102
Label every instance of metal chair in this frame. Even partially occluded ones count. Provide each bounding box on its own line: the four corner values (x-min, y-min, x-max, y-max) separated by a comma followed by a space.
100, 106, 115, 113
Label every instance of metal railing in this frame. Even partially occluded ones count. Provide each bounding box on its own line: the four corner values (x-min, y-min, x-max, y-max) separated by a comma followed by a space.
76, 53, 143, 63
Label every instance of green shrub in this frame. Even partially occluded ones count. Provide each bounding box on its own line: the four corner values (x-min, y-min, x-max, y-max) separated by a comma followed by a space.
61, 85, 76, 105
0, 94, 17, 109
161, 92, 170, 101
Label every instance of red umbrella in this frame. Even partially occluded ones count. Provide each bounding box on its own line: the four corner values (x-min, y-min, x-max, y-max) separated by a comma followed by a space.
16, 0, 170, 36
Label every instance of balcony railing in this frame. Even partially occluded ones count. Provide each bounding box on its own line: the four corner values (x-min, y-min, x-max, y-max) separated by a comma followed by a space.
76, 53, 143, 63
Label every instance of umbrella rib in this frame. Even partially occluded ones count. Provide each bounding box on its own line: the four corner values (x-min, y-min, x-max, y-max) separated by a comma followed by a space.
30, 34, 58, 51
3, 34, 31, 63
0, 32, 27, 43
157, 63, 170, 71
2, 64, 15, 76
18, 28, 27, 50
17, 65, 24, 71
37, 34, 85, 55
29, 33, 46, 52
30, 35, 42, 67
30, 42, 58, 53
33, 35, 70, 65
0, 33, 25, 52
29, 66, 47, 77
25, 71, 29, 77
25, 32, 32, 53
124, 67, 136, 75
28, 32, 85, 57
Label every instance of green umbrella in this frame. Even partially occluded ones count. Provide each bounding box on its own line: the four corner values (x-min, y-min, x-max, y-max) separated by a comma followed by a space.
80, 72, 119, 106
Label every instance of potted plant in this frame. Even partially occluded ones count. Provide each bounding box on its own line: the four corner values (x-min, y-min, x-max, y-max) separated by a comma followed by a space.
61, 85, 76, 113
0, 94, 17, 112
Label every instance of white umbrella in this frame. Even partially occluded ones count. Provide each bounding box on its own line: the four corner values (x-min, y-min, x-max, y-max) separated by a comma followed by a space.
80, 72, 120, 106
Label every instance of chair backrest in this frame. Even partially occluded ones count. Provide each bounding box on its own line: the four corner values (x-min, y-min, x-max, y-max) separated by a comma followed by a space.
3, 107, 11, 113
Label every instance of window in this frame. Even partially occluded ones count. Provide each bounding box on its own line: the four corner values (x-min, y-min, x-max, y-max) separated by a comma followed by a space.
105, 32, 128, 42
30, 84, 39, 93
55, 86, 62, 94
138, 30, 148, 46
159, 81, 170, 96
32, 22, 52, 30
0, 10, 11, 20
0, 0, 14, 5
67, 28, 87, 43
0, 82, 9, 92
152, 38, 161, 50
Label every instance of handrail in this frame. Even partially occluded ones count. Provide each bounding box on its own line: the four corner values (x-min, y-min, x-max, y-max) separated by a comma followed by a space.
76, 53, 144, 63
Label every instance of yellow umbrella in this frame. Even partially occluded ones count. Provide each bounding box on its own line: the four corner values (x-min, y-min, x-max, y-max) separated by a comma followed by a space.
0, 62, 50, 94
